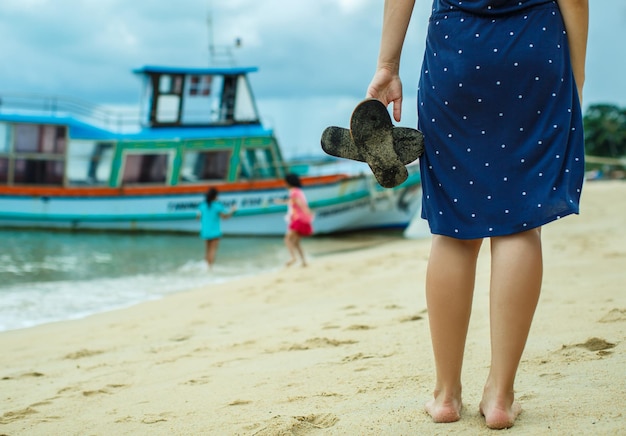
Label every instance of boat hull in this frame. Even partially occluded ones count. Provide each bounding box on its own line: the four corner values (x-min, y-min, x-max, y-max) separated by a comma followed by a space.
0, 66, 424, 236
0, 171, 422, 236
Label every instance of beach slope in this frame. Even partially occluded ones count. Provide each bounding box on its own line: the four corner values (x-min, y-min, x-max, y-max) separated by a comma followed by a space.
1, 181, 625, 435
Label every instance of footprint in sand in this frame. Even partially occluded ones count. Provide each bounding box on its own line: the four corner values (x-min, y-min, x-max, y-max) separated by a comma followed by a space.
287, 337, 357, 351
603, 251, 626, 259
539, 372, 565, 381
63, 349, 104, 360
82, 383, 127, 397
398, 314, 424, 322
228, 399, 252, 406
557, 337, 617, 360
83, 389, 109, 397
252, 413, 339, 435
599, 308, 626, 323
576, 337, 616, 352
293, 413, 340, 429
168, 334, 191, 342
3, 371, 45, 380
0, 399, 61, 425
341, 352, 375, 362
0, 406, 38, 424
345, 324, 374, 331
141, 412, 173, 424
183, 375, 211, 386
58, 385, 81, 394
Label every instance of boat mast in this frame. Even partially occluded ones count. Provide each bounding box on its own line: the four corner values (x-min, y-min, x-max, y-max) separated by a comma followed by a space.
207, 1, 241, 66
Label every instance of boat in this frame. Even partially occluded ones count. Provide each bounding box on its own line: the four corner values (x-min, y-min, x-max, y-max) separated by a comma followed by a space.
0, 65, 422, 235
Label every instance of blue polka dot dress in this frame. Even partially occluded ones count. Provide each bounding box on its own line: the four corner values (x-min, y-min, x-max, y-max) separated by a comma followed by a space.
418, 0, 584, 239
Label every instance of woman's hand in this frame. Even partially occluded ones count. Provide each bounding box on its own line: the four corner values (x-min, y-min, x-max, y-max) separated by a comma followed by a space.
366, 67, 404, 122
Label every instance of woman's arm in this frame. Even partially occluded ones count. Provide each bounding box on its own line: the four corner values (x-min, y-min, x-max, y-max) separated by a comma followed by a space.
556, 0, 589, 104
376, 0, 415, 75
366, 0, 416, 122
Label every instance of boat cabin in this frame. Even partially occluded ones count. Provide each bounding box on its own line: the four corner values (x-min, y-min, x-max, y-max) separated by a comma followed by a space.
0, 66, 285, 189
135, 65, 261, 128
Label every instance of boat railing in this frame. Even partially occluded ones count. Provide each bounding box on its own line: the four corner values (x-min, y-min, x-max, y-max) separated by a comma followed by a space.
0, 93, 141, 132
283, 156, 368, 178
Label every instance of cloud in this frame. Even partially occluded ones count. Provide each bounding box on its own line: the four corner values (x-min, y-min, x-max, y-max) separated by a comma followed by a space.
0, 0, 624, 159
208, 0, 387, 99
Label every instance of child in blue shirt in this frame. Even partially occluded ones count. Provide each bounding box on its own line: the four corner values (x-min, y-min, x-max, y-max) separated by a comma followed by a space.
197, 187, 236, 269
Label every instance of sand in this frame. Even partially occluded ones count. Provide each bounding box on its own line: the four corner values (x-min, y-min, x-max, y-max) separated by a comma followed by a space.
1, 181, 625, 435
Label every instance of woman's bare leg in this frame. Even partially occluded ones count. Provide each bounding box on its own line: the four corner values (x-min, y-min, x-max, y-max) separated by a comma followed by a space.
480, 228, 542, 429
425, 235, 483, 422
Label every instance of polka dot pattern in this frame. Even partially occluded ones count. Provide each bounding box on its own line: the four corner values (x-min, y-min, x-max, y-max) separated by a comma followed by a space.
417, 1, 584, 239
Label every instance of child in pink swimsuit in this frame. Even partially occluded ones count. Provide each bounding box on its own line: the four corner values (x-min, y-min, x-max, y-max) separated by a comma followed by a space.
284, 173, 313, 266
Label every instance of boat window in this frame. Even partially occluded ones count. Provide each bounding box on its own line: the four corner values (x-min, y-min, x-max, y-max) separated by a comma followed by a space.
0, 124, 10, 183
239, 148, 276, 179
156, 95, 180, 123
159, 75, 172, 93
154, 74, 184, 124
159, 74, 183, 94
13, 158, 64, 185
0, 158, 8, 183
67, 140, 114, 186
188, 75, 213, 96
182, 75, 224, 124
233, 75, 259, 122
181, 150, 230, 182
2, 123, 67, 185
121, 152, 170, 184
146, 72, 259, 126
0, 123, 10, 153
14, 124, 66, 154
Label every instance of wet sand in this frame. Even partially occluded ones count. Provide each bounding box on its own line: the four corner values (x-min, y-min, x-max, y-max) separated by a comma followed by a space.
1, 180, 624, 435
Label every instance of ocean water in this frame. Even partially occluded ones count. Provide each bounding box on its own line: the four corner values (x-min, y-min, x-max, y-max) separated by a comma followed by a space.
0, 229, 403, 332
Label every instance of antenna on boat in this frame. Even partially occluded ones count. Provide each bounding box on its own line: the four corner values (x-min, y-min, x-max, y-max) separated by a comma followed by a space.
207, 2, 241, 66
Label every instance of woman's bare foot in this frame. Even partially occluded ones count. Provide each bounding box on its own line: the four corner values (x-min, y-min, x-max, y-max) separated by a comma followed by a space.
479, 394, 522, 429
424, 395, 462, 423
285, 259, 296, 267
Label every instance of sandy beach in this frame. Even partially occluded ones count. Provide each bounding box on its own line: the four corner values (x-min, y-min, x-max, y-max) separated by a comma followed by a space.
1, 180, 624, 435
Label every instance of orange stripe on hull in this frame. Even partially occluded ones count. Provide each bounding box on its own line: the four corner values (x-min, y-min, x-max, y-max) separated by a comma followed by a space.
0, 174, 350, 197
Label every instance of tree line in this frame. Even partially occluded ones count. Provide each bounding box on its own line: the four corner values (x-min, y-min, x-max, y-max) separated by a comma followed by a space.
584, 103, 626, 159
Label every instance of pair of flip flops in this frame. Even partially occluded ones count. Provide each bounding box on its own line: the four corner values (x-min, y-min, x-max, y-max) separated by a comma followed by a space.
321, 99, 424, 188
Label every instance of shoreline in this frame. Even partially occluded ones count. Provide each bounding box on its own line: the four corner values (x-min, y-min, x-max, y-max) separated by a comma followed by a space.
1, 180, 624, 434
0, 229, 405, 334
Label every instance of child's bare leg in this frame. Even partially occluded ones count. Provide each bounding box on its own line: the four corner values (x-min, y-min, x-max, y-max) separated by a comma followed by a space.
284, 231, 297, 266
206, 239, 219, 269
293, 234, 307, 266
480, 228, 542, 429
425, 235, 483, 423
204, 240, 212, 268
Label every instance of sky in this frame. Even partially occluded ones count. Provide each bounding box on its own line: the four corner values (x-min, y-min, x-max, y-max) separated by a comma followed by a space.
1, 0, 625, 159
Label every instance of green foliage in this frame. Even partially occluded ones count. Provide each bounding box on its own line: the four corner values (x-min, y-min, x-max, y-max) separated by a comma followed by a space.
583, 104, 626, 157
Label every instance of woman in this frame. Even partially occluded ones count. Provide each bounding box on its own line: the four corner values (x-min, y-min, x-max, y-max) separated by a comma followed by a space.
365, 0, 588, 429
197, 187, 236, 270
283, 173, 313, 267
